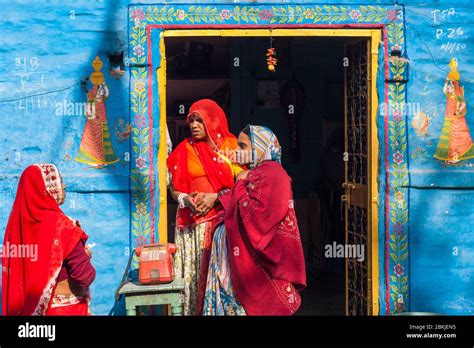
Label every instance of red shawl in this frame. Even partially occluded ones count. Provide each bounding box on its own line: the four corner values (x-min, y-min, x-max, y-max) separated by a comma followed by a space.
2, 164, 87, 315
167, 99, 238, 227
219, 161, 306, 315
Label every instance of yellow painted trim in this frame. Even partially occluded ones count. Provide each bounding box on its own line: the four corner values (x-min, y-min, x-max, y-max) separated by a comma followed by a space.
163, 28, 375, 38
368, 29, 381, 316
157, 33, 168, 243
158, 28, 381, 311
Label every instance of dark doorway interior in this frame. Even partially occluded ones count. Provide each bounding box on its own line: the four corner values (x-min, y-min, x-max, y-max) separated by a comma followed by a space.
165, 35, 349, 315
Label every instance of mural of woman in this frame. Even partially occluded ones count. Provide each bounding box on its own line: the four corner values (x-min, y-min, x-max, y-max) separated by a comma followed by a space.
434, 58, 474, 164
75, 56, 119, 168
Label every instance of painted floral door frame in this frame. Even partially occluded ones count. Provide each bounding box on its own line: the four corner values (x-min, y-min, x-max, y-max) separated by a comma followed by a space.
127, 3, 408, 315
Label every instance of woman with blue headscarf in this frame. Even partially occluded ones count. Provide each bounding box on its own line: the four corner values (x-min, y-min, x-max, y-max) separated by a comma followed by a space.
202, 125, 306, 316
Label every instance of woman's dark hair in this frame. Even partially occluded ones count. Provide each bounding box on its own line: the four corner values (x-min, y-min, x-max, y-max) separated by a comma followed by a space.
241, 125, 251, 137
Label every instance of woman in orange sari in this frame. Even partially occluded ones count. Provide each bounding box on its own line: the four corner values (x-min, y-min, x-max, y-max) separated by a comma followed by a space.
2, 164, 95, 315
167, 99, 242, 315
434, 59, 474, 163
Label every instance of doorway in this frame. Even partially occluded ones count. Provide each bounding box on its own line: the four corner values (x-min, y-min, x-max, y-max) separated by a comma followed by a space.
160, 29, 380, 315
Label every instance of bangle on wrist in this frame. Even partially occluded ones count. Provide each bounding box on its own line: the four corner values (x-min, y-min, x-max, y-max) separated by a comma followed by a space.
177, 193, 188, 208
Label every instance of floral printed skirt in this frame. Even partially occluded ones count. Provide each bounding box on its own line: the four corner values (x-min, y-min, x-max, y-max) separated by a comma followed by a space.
203, 224, 246, 316
173, 222, 209, 315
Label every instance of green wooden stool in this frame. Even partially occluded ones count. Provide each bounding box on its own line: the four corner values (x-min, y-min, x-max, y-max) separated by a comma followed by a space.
118, 278, 184, 316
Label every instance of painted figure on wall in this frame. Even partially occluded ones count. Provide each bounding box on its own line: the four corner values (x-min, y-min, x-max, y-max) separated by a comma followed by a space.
434, 58, 474, 164
75, 56, 119, 168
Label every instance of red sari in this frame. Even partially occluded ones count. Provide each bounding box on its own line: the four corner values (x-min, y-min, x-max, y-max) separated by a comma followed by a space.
218, 161, 306, 315
167, 99, 238, 227
167, 99, 240, 315
2, 164, 89, 315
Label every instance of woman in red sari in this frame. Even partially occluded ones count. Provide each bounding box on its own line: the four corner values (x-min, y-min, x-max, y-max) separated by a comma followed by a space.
203, 125, 306, 315
167, 99, 243, 315
2, 164, 95, 316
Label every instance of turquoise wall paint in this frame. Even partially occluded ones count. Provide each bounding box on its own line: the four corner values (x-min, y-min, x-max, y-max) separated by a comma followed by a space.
409, 189, 474, 314
0, 0, 473, 315
403, 2, 474, 315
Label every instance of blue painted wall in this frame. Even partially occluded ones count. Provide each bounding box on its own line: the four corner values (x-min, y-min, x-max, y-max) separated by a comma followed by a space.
0, 0, 473, 315
403, 1, 474, 315
0, 0, 132, 315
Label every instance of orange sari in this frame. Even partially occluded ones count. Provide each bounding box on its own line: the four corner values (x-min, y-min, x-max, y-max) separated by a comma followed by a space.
167, 99, 241, 315
167, 99, 241, 228
434, 80, 474, 163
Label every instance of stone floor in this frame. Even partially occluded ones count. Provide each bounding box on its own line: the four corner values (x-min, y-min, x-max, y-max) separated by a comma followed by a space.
296, 271, 345, 315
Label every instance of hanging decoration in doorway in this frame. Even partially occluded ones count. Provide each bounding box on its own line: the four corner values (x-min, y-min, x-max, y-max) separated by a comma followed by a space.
434, 58, 474, 164
266, 48, 277, 72
75, 56, 119, 168
266, 32, 277, 72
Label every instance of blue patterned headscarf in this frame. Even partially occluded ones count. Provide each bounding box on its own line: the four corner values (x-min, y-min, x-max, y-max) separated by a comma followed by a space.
247, 125, 282, 168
